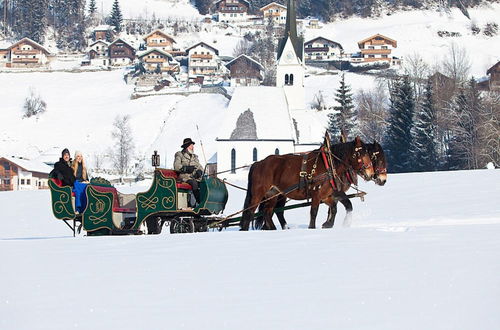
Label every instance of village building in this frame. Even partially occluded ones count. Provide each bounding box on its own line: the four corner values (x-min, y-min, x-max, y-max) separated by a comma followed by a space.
2, 37, 50, 68
185, 42, 222, 80
87, 40, 110, 67
0, 156, 53, 191
260, 2, 287, 25
108, 38, 136, 66
92, 25, 113, 42
225, 54, 264, 87
304, 36, 343, 61
486, 61, 500, 91
216, 0, 323, 174
214, 0, 250, 23
357, 33, 397, 63
143, 29, 176, 52
137, 48, 180, 74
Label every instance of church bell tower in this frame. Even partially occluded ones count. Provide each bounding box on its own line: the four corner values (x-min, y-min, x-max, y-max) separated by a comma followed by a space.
276, 0, 305, 111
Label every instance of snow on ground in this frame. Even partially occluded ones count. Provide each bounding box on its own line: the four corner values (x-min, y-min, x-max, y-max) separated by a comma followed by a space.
91, 0, 201, 20
306, 3, 500, 77
0, 169, 499, 330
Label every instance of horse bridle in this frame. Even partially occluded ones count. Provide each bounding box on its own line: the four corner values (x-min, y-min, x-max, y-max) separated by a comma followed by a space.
352, 145, 373, 176
370, 150, 387, 176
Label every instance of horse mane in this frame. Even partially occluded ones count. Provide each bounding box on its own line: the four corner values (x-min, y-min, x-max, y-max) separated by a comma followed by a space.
330, 140, 356, 166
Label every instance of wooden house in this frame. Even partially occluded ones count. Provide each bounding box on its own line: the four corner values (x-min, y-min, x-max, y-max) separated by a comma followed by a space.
214, 0, 250, 23
108, 38, 136, 66
304, 37, 343, 61
260, 2, 287, 25
357, 34, 397, 63
0, 156, 52, 191
88, 40, 110, 67
0, 48, 9, 67
225, 54, 264, 87
143, 29, 176, 52
186, 42, 221, 78
5, 37, 50, 68
486, 61, 500, 91
92, 25, 113, 42
137, 48, 180, 73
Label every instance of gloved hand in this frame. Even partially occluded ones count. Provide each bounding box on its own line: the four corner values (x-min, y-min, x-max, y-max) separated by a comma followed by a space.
180, 165, 195, 173
194, 169, 203, 179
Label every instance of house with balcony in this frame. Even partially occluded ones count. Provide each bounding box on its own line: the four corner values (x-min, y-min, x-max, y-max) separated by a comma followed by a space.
0, 156, 53, 191
185, 42, 222, 80
108, 38, 136, 66
137, 48, 180, 74
260, 2, 287, 25
87, 40, 110, 67
225, 54, 264, 87
143, 29, 176, 52
304, 37, 343, 61
357, 33, 397, 63
214, 0, 250, 23
2, 37, 51, 68
486, 61, 500, 91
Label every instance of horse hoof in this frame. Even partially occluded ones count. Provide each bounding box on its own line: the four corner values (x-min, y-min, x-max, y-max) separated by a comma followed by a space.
308, 226, 315, 229
322, 222, 333, 229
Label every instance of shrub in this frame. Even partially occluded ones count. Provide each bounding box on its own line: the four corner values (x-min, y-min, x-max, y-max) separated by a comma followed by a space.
23, 89, 47, 118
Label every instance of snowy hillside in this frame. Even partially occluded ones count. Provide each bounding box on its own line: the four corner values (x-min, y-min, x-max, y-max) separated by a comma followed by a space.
89, 0, 201, 20
1, 169, 499, 329
305, 4, 500, 77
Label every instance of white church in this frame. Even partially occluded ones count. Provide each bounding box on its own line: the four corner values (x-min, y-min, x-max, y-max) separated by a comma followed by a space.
216, 0, 325, 174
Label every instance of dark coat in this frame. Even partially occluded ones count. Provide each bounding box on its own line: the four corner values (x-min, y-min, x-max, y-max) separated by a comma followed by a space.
52, 158, 76, 187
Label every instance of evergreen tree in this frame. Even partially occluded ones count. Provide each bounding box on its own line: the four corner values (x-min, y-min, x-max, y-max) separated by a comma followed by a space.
412, 78, 438, 172
384, 76, 416, 173
12, 0, 48, 43
109, 0, 123, 33
328, 74, 356, 139
88, 0, 97, 16
51, 0, 86, 50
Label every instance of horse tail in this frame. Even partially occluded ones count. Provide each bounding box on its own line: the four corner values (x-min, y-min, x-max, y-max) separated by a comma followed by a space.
240, 164, 255, 230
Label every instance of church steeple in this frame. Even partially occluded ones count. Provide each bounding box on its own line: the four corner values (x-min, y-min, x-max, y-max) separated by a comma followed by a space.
277, 0, 303, 62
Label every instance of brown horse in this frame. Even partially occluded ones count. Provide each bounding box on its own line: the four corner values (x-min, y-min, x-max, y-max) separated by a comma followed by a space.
240, 137, 375, 231
256, 141, 387, 230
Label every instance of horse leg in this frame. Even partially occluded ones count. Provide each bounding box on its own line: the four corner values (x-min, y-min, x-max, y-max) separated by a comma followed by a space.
322, 200, 338, 229
308, 197, 321, 229
255, 202, 265, 230
262, 199, 278, 230
274, 196, 288, 230
340, 198, 353, 228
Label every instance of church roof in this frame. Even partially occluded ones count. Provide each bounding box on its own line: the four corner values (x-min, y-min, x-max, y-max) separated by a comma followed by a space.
218, 87, 296, 141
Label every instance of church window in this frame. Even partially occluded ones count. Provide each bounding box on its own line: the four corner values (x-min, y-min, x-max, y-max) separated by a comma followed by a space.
275, 148, 279, 155
289, 74, 294, 85
231, 149, 236, 173
285, 74, 289, 85
253, 148, 258, 161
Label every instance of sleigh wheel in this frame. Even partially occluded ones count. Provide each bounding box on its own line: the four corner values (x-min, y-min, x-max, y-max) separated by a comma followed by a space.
170, 217, 195, 234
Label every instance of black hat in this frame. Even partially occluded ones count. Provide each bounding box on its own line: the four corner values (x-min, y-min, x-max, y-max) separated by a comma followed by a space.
61, 148, 70, 157
181, 138, 195, 149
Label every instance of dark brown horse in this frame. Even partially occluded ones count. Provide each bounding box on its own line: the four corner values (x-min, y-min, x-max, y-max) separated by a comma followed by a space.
240, 137, 375, 231
256, 141, 387, 230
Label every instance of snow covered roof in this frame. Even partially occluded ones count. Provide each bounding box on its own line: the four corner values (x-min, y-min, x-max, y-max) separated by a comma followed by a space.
143, 29, 176, 43
225, 54, 264, 71
357, 34, 397, 48
137, 48, 174, 60
290, 110, 326, 145
217, 87, 296, 141
305, 36, 343, 50
93, 25, 112, 31
185, 42, 219, 55
89, 40, 109, 48
8, 37, 50, 54
1, 156, 53, 174
260, 2, 287, 11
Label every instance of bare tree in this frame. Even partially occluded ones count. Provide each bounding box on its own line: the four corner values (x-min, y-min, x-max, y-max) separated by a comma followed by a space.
478, 92, 500, 167
233, 38, 252, 58
111, 115, 135, 177
442, 42, 471, 84
355, 84, 388, 143
403, 52, 430, 104
311, 91, 327, 111
23, 88, 47, 118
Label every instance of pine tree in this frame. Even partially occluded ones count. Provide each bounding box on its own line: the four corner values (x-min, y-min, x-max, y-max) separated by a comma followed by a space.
88, 0, 97, 16
328, 74, 356, 139
109, 0, 123, 33
12, 0, 48, 43
412, 78, 438, 172
384, 76, 416, 173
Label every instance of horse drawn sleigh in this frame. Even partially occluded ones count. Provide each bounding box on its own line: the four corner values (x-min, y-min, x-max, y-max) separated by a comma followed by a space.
48, 134, 386, 236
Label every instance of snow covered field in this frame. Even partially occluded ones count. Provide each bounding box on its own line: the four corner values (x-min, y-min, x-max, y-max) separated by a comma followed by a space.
1, 169, 499, 330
